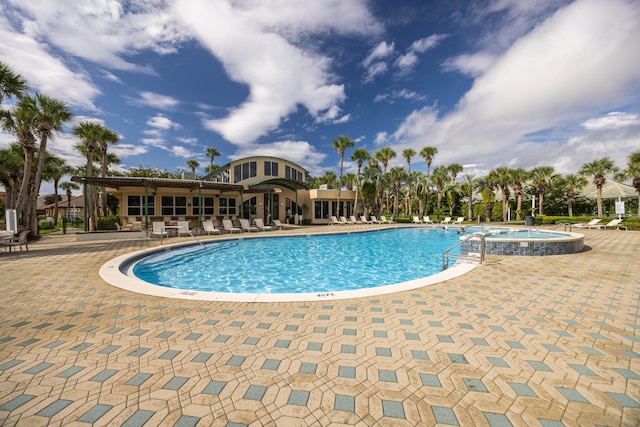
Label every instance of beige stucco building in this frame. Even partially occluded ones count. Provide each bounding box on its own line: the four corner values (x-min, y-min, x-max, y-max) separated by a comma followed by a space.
72, 156, 357, 229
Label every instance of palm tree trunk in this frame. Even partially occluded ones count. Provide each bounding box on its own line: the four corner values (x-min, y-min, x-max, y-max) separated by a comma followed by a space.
596, 187, 603, 217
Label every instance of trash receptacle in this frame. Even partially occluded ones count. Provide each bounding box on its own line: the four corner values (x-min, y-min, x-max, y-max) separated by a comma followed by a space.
525, 216, 534, 226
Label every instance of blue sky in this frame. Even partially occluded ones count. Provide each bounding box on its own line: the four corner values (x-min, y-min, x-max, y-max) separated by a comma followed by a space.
1, 0, 640, 195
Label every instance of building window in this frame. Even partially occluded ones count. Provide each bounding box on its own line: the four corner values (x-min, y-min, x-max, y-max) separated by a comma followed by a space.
192, 196, 215, 215
314, 200, 329, 219
264, 161, 279, 177
127, 195, 155, 217
219, 197, 237, 215
161, 196, 187, 216
285, 165, 304, 182
233, 161, 257, 183
241, 196, 257, 219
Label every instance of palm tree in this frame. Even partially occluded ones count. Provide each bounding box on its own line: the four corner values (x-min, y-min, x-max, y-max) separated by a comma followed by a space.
560, 174, 587, 217
402, 148, 416, 216
373, 146, 396, 213
488, 167, 512, 221
580, 157, 619, 217
419, 146, 438, 214
0, 145, 23, 210
476, 176, 496, 221
206, 147, 221, 171
510, 168, 528, 220
530, 166, 556, 216
412, 171, 427, 216
0, 96, 36, 220
42, 154, 71, 223
387, 166, 407, 220
360, 164, 384, 214
615, 150, 640, 217
0, 61, 28, 105
73, 121, 108, 231
351, 148, 370, 217
332, 135, 355, 217
342, 173, 357, 191
431, 166, 451, 219
459, 174, 477, 221
28, 94, 73, 235
186, 159, 200, 174
447, 163, 463, 182
60, 181, 80, 219
98, 126, 119, 216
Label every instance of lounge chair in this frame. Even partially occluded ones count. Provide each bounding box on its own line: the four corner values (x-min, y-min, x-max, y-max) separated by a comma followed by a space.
272, 219, 292, 230
202, 221, 221, 235
574, 219, 602, 229
240, 218, 258, 232
176, 220, 191, 236
423, 216, 434, 224
370, 216, 381, 224
339, 216, 350, 224
379, 215, 394, 224
151, 222, 168, 238
596, 219, 627, 231
412, 216, 422, 224
440, 217, 452, 224
330, 216, 343, 225
0, 230, 30, 252
254, 218, 272, 231
454, 217, 465, 224
360, 215, 372, 224
222, 219, 242, 234
350, 216, 362, 224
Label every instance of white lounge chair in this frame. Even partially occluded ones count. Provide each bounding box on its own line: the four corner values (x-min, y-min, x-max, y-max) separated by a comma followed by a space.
379, 215, 394, 224
202, 221, 221, 235
574, 219, 602, 229
339, 216, 350, 224
454, 217, 465, 224
272, 219, 292, 230
222, 219, 241, 234
440, 217, 452, 224
254, 218, 272, 231
0, 230, 30, 252
360, 215, 372, 224
350, 216, 362, 224
412, 216, 422, 224
423, 216, 434, 224
176, 220, 191, 236
240, 218, 258, 232
596, 219, 627, 230
370, 216, 381, 224
151, 221, 168, 238
330, 216, 343, 225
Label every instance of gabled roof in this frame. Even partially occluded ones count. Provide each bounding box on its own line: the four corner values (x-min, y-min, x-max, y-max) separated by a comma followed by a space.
579, 180, 637, 200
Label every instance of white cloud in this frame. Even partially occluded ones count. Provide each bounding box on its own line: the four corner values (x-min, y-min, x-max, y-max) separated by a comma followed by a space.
395, 34, 447, 75
362, 62, 388, 83
177, 137, 198, 144
141, 138, 166, 148
410, 34, 447, 53
374, 89, 427, 103
171, 145, 199, 159
174, 0, 379, 146
442, 53, 497, 77
363, 41, 395, 68
147, 114, 181, 130
385, 0, 640, 176
581, 112, 640, 130
128, 92, 180, 110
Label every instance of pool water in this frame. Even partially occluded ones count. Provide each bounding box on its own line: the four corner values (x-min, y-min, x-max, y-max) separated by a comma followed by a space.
133, 228, 465, 294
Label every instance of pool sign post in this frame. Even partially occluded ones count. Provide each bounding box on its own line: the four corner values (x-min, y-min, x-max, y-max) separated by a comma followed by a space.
615, 198, 625, 220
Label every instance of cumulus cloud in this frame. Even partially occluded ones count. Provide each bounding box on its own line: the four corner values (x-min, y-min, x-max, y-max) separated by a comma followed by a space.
385, 0, 640, 176
442, 53, 497, 77
230, 140, 328, 175
127, 92, 180, 110
363, 41, 395, 68
147, 114, 181, 130
174, 0, 379, 146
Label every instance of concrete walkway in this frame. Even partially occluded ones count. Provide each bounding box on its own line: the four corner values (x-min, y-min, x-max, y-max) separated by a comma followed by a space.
0, 226, 638, 426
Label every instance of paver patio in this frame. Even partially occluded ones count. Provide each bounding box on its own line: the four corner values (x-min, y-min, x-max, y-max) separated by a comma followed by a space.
0, 225, 638, 426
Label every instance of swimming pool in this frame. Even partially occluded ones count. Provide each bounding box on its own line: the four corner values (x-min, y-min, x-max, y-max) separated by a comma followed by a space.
102, 228, 478, 302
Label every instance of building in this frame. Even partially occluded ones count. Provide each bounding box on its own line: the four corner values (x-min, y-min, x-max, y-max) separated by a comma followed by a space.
72, 156, 358, 229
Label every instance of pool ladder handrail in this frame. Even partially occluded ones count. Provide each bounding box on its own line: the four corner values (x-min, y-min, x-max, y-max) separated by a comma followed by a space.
442, 233, 486, 270
158, 227, 208, 251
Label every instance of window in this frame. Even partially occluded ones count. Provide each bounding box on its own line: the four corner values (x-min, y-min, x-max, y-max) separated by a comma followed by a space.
192, 196, 215, 215
241, 196, 257, 219
332, 201, 353, 218
219, 197, 237, 215
161, 196, 187, 216
314, 200, 329, 219
264, 161, 279, 177
285, 165, 304, 182
233, 161, 257, 183
127, 195, 155, 216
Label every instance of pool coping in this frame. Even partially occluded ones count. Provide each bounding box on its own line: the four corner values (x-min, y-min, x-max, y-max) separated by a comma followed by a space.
99, 228, 480, 302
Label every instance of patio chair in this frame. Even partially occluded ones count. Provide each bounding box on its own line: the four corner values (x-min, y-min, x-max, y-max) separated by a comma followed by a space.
0, 230, 30, 252
272, 219, 292, 230
423, 216, 434, 224
370, 216, 381, 224
176, 220, 191, 236
254, 218, 272, 231
339, 216, 350, 224
596, 219, 627, 231
202, 221, 221, 235
412, 216, 423, 224
440, 217, 452, 224
330, 216, 343, 225
454, 217, 465, 224
379, 215, 394, 224
360, 215, 372, 224
240, 218, 258, 232
573, 218, 602, 229
151, 222, 168, 238
223, 219, 242, 234
350, 216, 362, 224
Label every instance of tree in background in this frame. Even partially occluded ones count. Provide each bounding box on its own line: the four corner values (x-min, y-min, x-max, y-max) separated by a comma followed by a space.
387, 166, 407, 220
0, 61, 28, 105
350, 148, 370, 217
206, 147, 221, 173
530, 166, 556, 216
60, 181, 80, 219
488, 167, 512, 221
402, 148, 416, 216
186, 159, 200, 174
510, 168, 529, 220
615, 150, 640, 217
431, 166, 451, 219
580, 157, 619, 217
459, 174, 477, 221
332, 135, 355, 218
420, 146, 437, 215
373, 146, 396, 213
